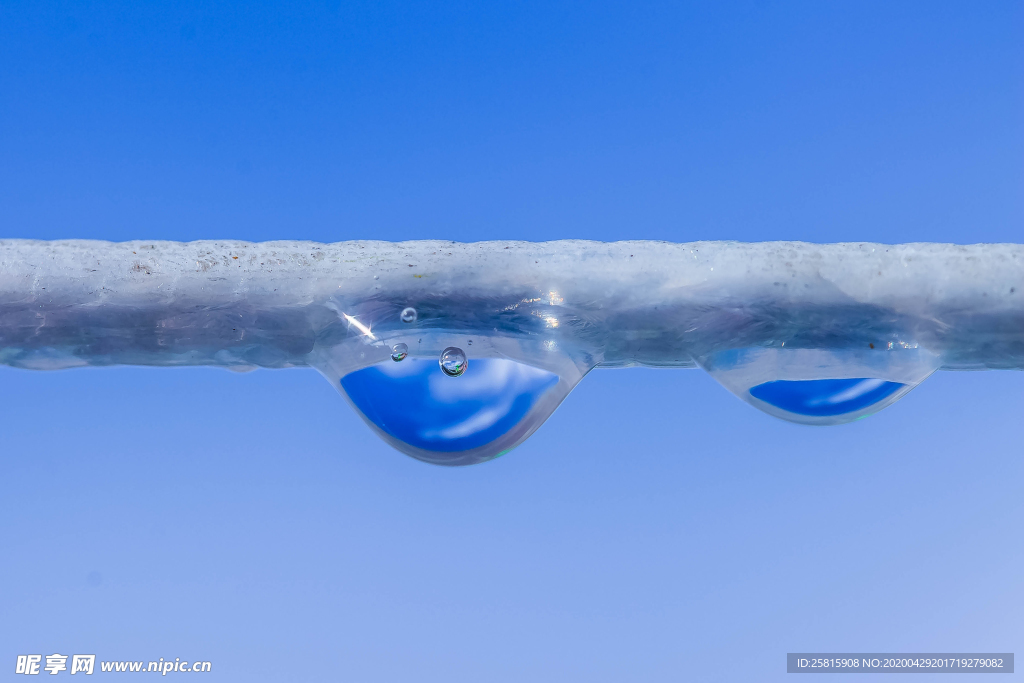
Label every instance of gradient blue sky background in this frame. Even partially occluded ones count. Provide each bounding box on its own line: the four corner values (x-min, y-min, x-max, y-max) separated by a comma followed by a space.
1, 2, 1022, 681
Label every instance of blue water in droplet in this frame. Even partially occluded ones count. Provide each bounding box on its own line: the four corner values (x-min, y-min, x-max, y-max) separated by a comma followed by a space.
748, 378, 905, 417
340, 357, 560, 457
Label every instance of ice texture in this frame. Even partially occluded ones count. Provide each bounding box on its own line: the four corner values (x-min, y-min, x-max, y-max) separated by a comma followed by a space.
1, 239, 1021, 370
1, 239, 1021, 463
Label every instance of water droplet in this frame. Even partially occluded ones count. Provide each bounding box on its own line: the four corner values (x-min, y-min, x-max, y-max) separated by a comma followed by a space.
339, 357, 568, 465
390, 343, 408, 362
699, 346, 939, 425
400, 307, 417, 323
749, 378, 904, 417
312, 334, 594, 465
439, 346, 467, 376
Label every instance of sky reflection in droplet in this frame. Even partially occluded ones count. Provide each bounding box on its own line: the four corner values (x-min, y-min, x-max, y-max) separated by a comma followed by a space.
340, 357, 559, 456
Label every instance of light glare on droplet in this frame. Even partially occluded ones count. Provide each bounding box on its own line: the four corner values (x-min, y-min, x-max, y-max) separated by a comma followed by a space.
342, 313, 376, 340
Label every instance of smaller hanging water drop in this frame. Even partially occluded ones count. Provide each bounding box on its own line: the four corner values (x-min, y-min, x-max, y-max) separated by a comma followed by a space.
439, 346, 467, 377
390, 343, 408, 362
698, 346, 939, 425
748, 378, 904, 417
400, 307, 418, 323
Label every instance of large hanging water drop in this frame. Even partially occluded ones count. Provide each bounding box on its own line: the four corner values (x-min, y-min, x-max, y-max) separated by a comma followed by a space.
339, 356, 566, 465
699, 346, 939, 425
311, 319, 594, 465
439, 346, 467, 377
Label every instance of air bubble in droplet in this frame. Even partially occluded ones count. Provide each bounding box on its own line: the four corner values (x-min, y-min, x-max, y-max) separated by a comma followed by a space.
439, 346, 467, 377
390, 343, 408, 362
400, 307, 417, 323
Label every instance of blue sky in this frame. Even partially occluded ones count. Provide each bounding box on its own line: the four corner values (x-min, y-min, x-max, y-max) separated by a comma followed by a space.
1, 2, 1022, 681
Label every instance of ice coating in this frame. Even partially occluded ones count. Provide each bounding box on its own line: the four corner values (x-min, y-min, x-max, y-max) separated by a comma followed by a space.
0, 239, 1021, 463
1, 239, 1021, 371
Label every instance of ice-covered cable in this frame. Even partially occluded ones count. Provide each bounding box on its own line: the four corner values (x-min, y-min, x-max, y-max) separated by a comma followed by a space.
1, 239, 1020, 371
5, 239, 1021, 464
